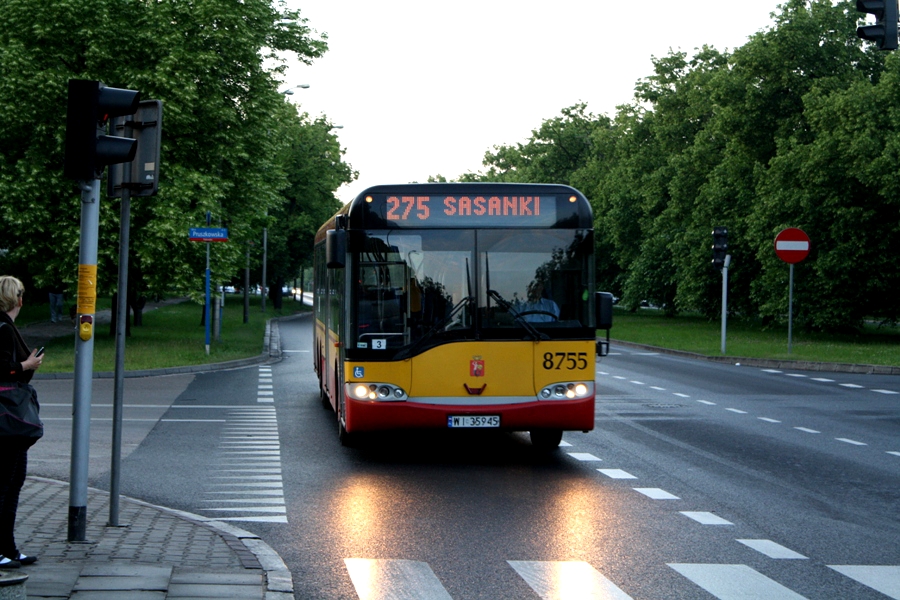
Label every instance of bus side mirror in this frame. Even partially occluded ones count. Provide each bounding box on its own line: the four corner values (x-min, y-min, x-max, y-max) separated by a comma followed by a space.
595, 292, 613, 357
596, 292, 613, 330
326, 229, 346, 269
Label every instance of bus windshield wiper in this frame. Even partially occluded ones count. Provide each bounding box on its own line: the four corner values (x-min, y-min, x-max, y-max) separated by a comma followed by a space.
487, 289, 548, 341
396, 295, 474, 360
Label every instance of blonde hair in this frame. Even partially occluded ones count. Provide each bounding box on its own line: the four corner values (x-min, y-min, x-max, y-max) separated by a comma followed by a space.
0, 276, 24, 313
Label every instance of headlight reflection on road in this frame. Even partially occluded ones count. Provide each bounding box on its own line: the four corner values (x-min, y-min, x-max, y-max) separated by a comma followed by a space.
332, 476, 386, 552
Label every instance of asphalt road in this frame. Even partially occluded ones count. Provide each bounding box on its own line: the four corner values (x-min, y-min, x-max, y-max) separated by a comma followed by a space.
28, 315, 900, 599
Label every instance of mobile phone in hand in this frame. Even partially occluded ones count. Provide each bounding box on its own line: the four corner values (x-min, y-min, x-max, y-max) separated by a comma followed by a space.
35, 347, 44, 357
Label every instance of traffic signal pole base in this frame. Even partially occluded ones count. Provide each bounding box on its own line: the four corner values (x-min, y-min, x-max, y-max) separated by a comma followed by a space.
67, 505, 87, 543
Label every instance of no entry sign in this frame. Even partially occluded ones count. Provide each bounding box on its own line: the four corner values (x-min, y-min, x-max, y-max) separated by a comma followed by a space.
774, 228, 810, 264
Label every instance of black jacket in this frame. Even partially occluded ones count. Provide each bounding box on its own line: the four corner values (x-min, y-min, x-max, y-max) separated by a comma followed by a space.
0, 313, 33, 384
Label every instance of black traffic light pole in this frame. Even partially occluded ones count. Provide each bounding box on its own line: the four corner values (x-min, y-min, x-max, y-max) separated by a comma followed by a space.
64, 79, 140, 543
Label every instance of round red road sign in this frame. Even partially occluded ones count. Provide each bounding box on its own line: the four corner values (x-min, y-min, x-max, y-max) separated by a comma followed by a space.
774, 228, 810, 264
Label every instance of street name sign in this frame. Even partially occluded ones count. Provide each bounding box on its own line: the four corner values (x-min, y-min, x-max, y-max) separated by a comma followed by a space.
189, 227, 228, 242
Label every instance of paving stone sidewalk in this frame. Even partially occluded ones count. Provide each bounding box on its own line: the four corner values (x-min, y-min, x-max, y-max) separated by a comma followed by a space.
14, 477, 292, 599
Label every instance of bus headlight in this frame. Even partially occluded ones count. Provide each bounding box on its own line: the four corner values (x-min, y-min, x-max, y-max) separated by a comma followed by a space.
538, 381, 594, 401
348, 383, 407, 402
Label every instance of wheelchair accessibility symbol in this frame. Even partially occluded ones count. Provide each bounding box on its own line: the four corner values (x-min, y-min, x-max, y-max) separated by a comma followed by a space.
353, 366, 365, 378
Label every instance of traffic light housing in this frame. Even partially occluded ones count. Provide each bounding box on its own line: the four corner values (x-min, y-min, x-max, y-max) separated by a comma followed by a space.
64, 80, 141, 181
857, 0, 899, 50
712, 227, 728, 270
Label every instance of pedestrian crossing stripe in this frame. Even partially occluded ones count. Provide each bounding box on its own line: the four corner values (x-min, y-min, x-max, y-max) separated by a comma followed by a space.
340, 559, 900, 599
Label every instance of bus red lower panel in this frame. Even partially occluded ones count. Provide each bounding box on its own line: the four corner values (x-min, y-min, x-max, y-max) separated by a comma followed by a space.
344, 397, 595, 432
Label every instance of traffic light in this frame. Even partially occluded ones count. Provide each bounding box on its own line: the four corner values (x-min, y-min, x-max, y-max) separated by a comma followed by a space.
64, 80, 141, 181
857, 0, 899, 50
712, 227, 728, 270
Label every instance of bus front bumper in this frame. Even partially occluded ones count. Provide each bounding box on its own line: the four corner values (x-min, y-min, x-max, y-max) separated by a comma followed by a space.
343, 396, 595, 433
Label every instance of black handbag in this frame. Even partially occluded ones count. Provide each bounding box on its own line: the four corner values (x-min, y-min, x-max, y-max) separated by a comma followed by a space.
0, 323, 43, 446
0, 382, 43, 446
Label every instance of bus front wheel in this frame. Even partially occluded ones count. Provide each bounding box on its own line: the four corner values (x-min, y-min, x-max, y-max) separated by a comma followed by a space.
530, 429, 563, 451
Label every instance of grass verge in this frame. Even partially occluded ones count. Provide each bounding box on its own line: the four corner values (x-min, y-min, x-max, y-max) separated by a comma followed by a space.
31, 295, 308, 373
611, 308, 900, 367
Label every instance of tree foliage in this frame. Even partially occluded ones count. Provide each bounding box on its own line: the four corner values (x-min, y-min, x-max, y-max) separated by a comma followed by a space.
0, 0, 353, 308
459, 0, 898, 331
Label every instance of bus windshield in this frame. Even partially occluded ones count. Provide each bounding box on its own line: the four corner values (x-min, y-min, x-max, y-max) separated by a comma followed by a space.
350, 228, 592, 356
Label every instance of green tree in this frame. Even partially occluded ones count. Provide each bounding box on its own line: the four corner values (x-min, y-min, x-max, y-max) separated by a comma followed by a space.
0, 0, 337, 315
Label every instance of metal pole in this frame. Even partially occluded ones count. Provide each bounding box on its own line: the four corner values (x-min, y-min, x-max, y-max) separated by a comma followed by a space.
69, 178, 100, 542
788, 263, 794, 354
261, 227, 267, 312
109, 186, 131, 527
721, 255, 730, 355
244, 244, 250, 323
205, 242, 211, 355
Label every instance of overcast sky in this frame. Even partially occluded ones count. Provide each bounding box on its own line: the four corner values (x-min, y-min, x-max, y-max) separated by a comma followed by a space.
282, 1, 788, 203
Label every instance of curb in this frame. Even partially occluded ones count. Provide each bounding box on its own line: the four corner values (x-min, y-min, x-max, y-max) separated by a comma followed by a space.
28, 476, 293, 598
33, 312, 312, 381
609, 338, 900, 375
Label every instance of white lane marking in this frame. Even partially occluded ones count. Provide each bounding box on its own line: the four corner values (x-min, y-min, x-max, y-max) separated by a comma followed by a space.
785, 374, 807, 378
794, 427, 820, 434
840, 383, 864, 389
680, 512, 733, 525
828, 565, 900, 599
203, 506, 287, 513
559, 441, 573, 447
811, 377, 835, 382
758, 417, 781, 423
508, 560, 633, 600
725, 408, 748, 414
345, 558, 453, 600
836, 438, 867, 446
216, 516, 287, 523
650, 386, 666, 391
636, 352, 659, 356
612, 376, 627, 380
568, 453, 602, 462
669, 564, 807, 599
597, 469, 637, 479
737, 539, 808, 559
633, 488, 680, 500
258, 398, 274, 403
697, 400, 716, 406
630, 381, 645, 385
598, 371, 609, 376
873, 389, 900, 395
258, 385, 273, 390
888, 451, 900, 457
762, 369, 782, 374
673, 393, 690, 398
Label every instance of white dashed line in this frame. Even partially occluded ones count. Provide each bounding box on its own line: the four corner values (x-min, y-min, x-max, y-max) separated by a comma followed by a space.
794, 427, 820, 434
634, 488, 680, 500
673, 393, 690, 398
812, 377, 835, 382
785, 374, 807, 378
568, 453, 602, 462
630, 381, 645, 385
836, 438, 867, 446
598, 469, 637, 479
650, 386, 666, 391
873, 389, 899, 395
758, 417, 781, 423
762, 369, 782, 374
697, 400, 716, 406
839, 383, 864, 389
737, 539, 808, 559
680, 512, 733, 525
725, 408, 748, 414
887, 451, 900, 457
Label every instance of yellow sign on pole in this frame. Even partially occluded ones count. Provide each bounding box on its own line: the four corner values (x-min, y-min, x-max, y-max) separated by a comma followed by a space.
77, 264, 97, 314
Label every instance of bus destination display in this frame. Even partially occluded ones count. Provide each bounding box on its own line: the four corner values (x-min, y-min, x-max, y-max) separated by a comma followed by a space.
369, 194, 559, 227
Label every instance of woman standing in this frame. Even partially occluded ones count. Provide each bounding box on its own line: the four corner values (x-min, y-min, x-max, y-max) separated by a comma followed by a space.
0, 276, 42, 568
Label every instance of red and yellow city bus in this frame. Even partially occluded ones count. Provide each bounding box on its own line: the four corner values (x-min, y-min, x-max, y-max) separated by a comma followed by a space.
313, 183, 612, 449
